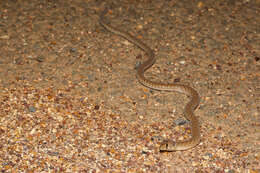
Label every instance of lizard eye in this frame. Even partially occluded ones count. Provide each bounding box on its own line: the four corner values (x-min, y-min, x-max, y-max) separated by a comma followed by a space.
165, 143, 168, 149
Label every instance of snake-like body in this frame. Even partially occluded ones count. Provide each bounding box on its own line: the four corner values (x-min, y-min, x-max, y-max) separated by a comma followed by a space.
99, 9, 200, 151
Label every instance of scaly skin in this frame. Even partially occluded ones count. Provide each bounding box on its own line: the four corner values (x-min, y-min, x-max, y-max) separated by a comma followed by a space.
99, 8, 201, 151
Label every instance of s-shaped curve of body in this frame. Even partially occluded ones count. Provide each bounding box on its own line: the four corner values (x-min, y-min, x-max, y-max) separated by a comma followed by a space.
99, 9, 201, 151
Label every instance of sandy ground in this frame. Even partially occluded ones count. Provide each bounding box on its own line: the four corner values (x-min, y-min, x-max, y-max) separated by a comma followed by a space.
0, 0, 259, 172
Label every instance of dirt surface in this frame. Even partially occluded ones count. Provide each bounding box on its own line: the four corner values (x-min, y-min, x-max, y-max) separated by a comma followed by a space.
0, 0, 259, 172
